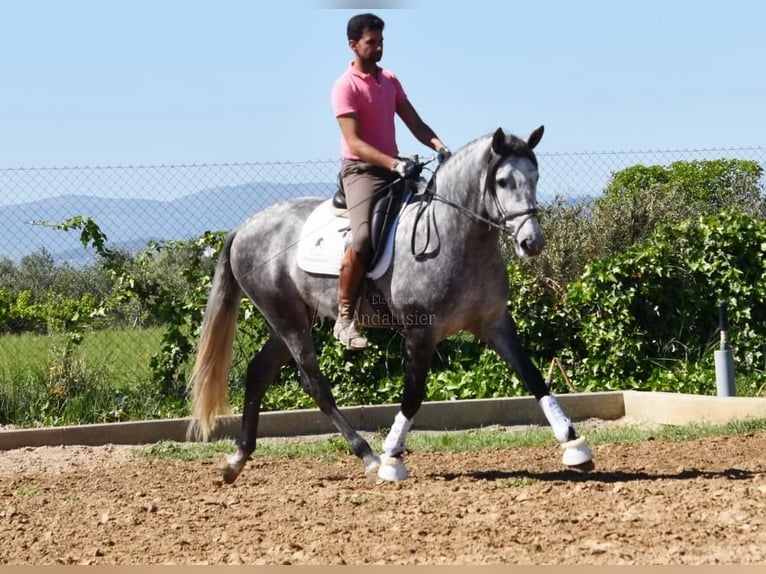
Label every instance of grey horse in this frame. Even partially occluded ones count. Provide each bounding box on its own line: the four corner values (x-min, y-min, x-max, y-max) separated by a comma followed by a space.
189, 126, 594, 483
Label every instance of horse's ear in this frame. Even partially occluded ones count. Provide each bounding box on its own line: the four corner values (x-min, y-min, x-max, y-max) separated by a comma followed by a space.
491, 127, 506, 154
525, 125, 545, 150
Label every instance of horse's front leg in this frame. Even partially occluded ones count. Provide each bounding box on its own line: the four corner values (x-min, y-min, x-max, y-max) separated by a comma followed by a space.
377, 326, 436, 482
477, 313, 594, 471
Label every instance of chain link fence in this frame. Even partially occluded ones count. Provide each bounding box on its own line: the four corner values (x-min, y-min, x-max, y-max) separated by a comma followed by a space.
1, 147, 764, 264
1, 146, 764, 417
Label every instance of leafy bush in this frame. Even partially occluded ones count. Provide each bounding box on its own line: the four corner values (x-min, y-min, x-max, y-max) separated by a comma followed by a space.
592, 159, 764, 259
605, 159, 764, 207
522, 159, 765, 291
0, 249, 112, 302
562, 210, 766, 393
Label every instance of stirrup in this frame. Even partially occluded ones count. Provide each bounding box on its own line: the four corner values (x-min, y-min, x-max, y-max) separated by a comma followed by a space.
333, 316, 368, 350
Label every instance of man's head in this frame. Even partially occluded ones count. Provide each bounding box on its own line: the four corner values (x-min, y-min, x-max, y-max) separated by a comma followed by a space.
347, 13, 384, 41
347, 13, 385, 65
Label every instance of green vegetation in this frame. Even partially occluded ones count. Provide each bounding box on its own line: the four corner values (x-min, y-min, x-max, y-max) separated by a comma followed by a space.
0, 327, 173, 427
132, 417, 766, 462
0, 158, 764, 428
11, 485, 43, 498
135, 435, 351, 462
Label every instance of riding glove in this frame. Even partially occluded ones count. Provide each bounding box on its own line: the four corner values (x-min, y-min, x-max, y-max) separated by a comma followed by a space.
437, 146, 452, 164
391, 159, 419, 180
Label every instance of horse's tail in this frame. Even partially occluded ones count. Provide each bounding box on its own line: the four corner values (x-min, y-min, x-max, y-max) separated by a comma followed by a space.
188, 231, 242, 442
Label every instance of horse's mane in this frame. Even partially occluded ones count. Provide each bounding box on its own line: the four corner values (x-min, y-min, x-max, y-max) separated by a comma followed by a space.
439, 130, 538, 181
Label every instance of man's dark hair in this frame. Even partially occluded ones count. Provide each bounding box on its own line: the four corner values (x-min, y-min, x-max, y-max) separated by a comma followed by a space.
347, 13, 384, 41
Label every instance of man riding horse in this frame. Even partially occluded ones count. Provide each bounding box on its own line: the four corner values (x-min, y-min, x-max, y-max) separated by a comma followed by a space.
331, 12, 451, 350
188, 14, 594, 485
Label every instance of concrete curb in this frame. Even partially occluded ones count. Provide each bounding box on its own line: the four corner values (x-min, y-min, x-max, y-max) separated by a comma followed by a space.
1, 391, 765, 451
622, 390, 766, 425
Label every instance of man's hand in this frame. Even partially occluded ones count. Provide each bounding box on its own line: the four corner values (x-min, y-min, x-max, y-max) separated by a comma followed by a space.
437, 146, 452, 164
391, 159, 419, 180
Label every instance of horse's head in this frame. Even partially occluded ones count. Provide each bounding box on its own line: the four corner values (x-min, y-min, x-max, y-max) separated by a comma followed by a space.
484, 126, 545, 258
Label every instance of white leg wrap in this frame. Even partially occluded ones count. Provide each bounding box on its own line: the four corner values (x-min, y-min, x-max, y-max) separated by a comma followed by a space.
560, 435, 594, 467
377, 454, 409, 482
539, 394, 573, 444
382, 411, 413, 456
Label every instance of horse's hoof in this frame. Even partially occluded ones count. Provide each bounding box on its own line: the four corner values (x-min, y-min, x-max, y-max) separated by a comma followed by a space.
567, 460, 596, 473
364, 455, 382, 482
561, 435, 593, 468
221, 454, 247, 484
377, 454, 408, 482
222, 465, 241, 484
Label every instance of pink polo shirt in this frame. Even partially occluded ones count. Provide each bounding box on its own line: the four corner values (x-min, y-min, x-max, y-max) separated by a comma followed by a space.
331, 62, 407, 160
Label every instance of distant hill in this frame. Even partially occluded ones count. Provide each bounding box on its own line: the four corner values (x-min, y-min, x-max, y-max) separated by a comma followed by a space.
0, 181, 336, 265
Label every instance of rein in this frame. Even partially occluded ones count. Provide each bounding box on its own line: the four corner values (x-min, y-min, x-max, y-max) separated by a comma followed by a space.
434, 195, 537, 233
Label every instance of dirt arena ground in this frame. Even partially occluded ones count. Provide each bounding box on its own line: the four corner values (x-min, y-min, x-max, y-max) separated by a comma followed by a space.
1, 424, 765, 565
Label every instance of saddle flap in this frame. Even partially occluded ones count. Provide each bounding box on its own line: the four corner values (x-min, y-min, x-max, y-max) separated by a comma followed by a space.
369, 191, 404, 267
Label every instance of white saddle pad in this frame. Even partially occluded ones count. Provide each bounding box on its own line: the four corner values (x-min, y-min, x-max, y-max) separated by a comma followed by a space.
296, 198, 406, 280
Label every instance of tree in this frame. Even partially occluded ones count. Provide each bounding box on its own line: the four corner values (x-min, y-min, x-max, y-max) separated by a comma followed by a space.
593, 159, 765, 257
17, 248, 57, 299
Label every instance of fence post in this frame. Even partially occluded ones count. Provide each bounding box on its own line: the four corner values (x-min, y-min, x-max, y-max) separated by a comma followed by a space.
714, 301, 736, 397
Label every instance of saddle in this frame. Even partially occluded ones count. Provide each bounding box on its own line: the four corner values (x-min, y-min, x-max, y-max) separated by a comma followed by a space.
296, 166, 427, 279
332, 173, 408, 269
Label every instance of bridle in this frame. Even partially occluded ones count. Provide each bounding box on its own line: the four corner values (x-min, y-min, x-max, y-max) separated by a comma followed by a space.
410, 149, 539, 260
481, 148, 539, 232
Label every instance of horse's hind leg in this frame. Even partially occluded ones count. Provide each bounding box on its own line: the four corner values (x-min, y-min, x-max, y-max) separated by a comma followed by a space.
291, 345, 381, 478
265, 313, 380, 478
222, 335, 292, 484
478, 313, 594, 471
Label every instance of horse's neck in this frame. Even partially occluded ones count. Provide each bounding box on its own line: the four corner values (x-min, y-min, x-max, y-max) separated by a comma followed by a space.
433, 140, 492, 235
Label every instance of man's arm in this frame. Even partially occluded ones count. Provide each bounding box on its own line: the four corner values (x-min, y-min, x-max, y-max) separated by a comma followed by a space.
396, 99, 447, 153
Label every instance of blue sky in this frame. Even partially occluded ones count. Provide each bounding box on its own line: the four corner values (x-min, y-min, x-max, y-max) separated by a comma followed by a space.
1, 0, 764, 167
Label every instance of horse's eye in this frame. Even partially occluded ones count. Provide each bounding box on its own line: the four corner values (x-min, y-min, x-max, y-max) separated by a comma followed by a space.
497, 177, 508, 188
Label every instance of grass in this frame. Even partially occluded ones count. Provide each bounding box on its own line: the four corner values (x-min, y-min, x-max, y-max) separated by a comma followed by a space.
0, 326, 168, 427
498, 477, 538, 488
132, 416, 766, 462
0, 326, 164, 383
135, 435, 352, 462
1, 324, 764, 431
12, 485, 43, 498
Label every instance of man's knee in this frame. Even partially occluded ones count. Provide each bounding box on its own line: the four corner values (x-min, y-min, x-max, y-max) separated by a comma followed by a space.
351, 237, 372, 266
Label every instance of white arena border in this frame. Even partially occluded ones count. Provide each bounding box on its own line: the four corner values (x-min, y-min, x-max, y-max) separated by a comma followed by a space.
1, 391, 765, 451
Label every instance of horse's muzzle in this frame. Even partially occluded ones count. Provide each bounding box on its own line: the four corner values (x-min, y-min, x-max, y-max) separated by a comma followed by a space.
519, 235, 545, 257
516, 217, 545, 257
